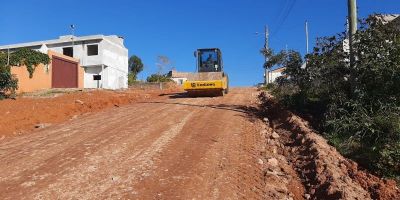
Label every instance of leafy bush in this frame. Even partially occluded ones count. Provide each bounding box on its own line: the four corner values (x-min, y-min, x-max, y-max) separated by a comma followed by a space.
8, 48, 50, 78
266, 15, 400, 181
128, 73, 138, 86
0, 48, 50, 98
0, 65, 18, 99
146, 73, 172, 83
263, 83, 276, 90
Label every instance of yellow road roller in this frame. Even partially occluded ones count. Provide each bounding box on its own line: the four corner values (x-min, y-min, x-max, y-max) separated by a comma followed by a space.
183, 48, 229, 96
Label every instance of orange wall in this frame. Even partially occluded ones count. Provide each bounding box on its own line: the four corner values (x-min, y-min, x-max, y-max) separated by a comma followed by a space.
11, 50, 84, 93
11, 63, 51, 93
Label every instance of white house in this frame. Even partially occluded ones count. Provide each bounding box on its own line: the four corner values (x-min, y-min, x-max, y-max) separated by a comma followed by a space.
168, 69, 188, 85
266, 67, 286, 83
0, 35, 128, 89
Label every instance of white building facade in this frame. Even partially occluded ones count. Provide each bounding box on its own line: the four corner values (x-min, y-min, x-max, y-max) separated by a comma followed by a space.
168, 70, 189, 85
0, 35, 129, 89
266, 67, 286, 83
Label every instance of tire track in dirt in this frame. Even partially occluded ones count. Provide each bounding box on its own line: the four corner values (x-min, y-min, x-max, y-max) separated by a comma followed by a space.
128, 99, 236, 199
0, 88, 272, 200
0, 96, 208, 199
0, 96, 183, 150
100, 111, 196, 199
126, 88, 268, 200
0, 103, 172, 180
34, 110, 196, 200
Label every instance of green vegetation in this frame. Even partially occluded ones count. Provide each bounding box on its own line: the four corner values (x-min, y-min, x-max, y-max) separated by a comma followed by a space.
146, 73, 171, 83
128, 55, 144, 85
0, 63, 18, 99
0, 48, 50, 98
265, 16, 400, 182
145, 55, 174, 83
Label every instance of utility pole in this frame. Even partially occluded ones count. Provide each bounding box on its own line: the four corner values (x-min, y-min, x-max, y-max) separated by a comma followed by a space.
264, 25, 269, 85
256, 25, 269, 85
7, 48, 10, 66
305, 20, 309, 54
285, 44, 288, 64
348, 0, 357, 66
304, 21, 310, 68
70, 24, 75, 47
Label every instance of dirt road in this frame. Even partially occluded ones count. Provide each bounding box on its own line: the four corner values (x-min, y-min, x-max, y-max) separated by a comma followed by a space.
0, 88, 268, 199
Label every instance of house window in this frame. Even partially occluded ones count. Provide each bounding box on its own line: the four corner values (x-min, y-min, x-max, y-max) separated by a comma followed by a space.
63, 47, 73, 57
87, 45, 98, 56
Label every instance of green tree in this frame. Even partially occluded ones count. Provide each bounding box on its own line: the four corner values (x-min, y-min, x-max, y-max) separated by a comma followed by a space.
146, 73, 171, 83
267, 15, 400, 181
0, 48, 50, 98
0, 64, 18, 99
128, 55, 144, 82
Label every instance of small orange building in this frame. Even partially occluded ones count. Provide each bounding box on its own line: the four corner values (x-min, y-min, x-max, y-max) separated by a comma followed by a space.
11, 50, 84, 93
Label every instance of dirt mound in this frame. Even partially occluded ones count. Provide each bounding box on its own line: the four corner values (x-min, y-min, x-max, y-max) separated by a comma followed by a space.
258, 92, 400, 200
0, 86, 181, 139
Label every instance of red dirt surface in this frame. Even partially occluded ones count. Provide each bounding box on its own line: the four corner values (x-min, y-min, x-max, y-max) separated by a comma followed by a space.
259, 92, 400, 200
1, 87, 398, 199
0, 86, 180, 139
0, 88, 271, 199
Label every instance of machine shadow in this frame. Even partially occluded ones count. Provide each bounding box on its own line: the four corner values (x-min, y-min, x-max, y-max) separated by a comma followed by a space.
160, 92, 225, 99
159, 92, 192, 99
141, 101, 262, 121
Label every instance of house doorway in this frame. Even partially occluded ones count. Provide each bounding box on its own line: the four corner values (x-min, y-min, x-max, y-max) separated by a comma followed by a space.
52, 56, 78, 88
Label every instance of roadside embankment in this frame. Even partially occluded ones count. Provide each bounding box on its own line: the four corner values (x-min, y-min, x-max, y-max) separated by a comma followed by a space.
0, 84, 181, 139
258, 91, 400, 200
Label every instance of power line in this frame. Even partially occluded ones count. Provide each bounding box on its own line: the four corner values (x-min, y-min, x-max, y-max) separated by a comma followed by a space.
272, 0, 297, 37
274, 0, 291, 24
273, 0, 296, 36
282, 0, 296, 23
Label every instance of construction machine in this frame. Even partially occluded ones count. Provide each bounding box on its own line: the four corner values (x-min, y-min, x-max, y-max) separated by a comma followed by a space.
183, 48, 229, 96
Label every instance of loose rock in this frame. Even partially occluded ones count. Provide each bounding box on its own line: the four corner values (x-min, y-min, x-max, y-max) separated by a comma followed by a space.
267, 158, 279, 167
271, 146, 278, 154
271, 132, 280, 139
34, 123, 51, 129
75, 100, 84, 105
260, 129, 269, 135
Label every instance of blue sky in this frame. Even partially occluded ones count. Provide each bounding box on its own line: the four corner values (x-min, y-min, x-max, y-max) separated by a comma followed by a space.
1, 0, 399, 86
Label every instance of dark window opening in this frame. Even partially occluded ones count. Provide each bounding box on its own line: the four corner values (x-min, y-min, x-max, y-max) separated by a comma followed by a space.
87, 45, 98, 56
63, 47, 73, 57
198, 49, 221, 72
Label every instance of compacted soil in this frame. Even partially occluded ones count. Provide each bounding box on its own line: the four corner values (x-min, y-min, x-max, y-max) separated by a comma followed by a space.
0, 88, 398, 199
0, 88, 269, 199
0, 86, 179, 138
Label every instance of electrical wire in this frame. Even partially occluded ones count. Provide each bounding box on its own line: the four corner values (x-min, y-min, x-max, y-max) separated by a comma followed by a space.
274, 0, 291, 25
272, 0, 297, 37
